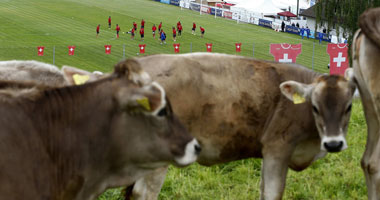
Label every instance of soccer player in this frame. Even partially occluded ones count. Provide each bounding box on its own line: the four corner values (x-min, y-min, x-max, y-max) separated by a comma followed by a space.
115, 24, 120, 38
108, 16, 111, 29
141, 19, 145, 28
177, 21, 181, 31
160, 30, 166, 44
192, 22, 196, 35
133, 22, 137, 31
131, 27, 135, 40
178, 24, 182, 36
200, 26, 205, 38
172, 27, 176, 42
96, 24, 100, 38
152, 24, 157, 38
140, 28, 144, 41
158, 22, 162, 32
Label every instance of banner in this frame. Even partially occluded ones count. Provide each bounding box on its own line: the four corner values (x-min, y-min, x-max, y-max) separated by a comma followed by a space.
327, 43, 348, 76
68, 46, 76, 56
139, 44, 146, 54
201, 6, 211, 14
210, 8, 223, 17
173, 43, 180, 53
206, 43, 213, 52
170, 0, 180, 6
285, 25, 299, 35
270, 43, 302, 63
190, 2, 200, 12
223, 11, 232, 19
259, 19, 272, 29
235, 43, 242, 52
104, 45, 111, 54
37, 46, 45, 56
160, 0, 170, 4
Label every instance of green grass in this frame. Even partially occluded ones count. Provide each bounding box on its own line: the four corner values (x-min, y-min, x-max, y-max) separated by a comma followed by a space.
0, 0, 367, 199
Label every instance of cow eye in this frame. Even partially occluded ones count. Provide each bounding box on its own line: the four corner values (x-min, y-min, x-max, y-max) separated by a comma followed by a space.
345, 104, 352, 114
158, 107, 167, 116
312, 105, 319, 114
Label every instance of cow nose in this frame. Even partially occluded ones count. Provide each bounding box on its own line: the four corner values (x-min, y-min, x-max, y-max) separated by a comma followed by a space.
324, 141, 343, 152
194, 143, 202, 155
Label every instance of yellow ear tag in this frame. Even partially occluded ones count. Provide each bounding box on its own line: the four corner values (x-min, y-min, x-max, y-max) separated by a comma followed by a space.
73, 74, 90, 85
136, 97, 151, 111
293, 93, 306, 104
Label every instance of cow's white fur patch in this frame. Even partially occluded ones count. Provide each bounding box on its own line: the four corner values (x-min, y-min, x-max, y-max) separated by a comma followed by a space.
321, 135, 347, 151
175, 139, 199, 166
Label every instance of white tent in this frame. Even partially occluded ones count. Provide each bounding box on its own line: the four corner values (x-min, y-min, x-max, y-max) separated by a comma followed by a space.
233, 0, 283, 15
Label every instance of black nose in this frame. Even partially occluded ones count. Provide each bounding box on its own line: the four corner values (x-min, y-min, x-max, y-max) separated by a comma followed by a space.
194, 144, 202, 155
324, 141, 343, 153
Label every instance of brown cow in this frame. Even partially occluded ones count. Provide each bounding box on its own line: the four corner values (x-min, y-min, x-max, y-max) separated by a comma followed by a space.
351, 7, 380, 200
124, 53, 356, 200
0, 59, 200, 200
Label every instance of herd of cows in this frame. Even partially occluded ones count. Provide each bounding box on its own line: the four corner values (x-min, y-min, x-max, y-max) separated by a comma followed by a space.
0, 7, 379, 200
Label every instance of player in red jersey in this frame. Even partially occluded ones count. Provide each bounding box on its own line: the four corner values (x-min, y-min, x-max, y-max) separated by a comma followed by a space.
152, 24, 157, 38
96, 24, 100, 38
172, 27, 177, 41
108, 16, 111, 29
141, 19, 145, 28
140, 28, 144, 41
158, 22, 162, 32
192, 22, 196, 35
133, 22, 137, 31
200, 26, 205, 38
115, 24, 120, 38
178, 24, 182, 36
130, 27, 135, 40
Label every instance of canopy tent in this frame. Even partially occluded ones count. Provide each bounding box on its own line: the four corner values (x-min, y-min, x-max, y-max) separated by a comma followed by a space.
233, 0, 283, 15
277, 11, 297, 17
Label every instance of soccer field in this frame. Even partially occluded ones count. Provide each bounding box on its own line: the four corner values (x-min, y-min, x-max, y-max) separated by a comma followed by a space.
0, 0, 368, 199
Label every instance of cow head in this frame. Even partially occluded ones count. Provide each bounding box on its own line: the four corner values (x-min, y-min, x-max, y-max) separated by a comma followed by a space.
280, 73, 356, 153
109, 59, 201, 168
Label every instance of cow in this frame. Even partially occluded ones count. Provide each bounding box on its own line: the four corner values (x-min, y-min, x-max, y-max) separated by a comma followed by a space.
122, 53, 356, 200
0, 59, 200, 200
351, 7, 380, 200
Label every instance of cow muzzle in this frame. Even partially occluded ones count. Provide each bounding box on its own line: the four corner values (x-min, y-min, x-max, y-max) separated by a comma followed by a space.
321, 136, 347, 153
174, 139, 201, 166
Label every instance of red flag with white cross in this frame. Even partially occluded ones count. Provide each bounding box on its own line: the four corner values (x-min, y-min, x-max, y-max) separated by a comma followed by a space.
235, 43, 242, 52
104, 45, 112, 54
37, 46, 45, 56
139, 44, 146, 54
327, 43, 349, 76
68, 46, 76, 56
269, 43, 302, 63
206, 43, 212, 52
173, 43, 180, 53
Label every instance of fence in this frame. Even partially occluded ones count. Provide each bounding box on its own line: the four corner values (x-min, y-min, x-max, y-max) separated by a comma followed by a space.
0, 41, 331, 74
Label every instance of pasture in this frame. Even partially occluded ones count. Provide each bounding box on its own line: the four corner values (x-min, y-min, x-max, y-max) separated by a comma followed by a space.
0, 0, 368, 199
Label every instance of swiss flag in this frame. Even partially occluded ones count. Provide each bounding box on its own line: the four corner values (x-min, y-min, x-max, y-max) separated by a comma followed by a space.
139, 44, 146, 54
37, 46, 45, 56
173, 43, 180, 53
206, 43, 212, 52
327, 43, 349, 76
68, 46, 76, 56
270, 43, 302, 63
104, 45, 112, 54
235, 43, 242, 53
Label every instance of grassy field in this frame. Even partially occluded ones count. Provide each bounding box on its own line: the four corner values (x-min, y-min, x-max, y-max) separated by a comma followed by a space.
0, 0, 368, 199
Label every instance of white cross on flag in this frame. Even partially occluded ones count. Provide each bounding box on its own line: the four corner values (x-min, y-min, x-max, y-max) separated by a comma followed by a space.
235, 43, 242, 53
37, 46, 45, 56
68, 46, 76, 56
173, 43, 180, 53
206, 43, 212, 52
270, 43, 302, 63
104, 45, 112, 54
139, 44, 146, 54
327, 43, 348, 75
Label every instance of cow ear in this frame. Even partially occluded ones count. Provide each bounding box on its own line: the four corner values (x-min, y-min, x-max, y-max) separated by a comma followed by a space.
114, 59, 151, 85
62, 66, 100, 85
280, 81, 312, 104
117, 82, 166, 115
344, 68, 357, 94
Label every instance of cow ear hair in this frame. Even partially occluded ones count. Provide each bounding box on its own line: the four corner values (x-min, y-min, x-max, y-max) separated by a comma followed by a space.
61, 66, 99, 85
344, 68, 357, 94
280, 81, 312, 104
117, 82, 166, 115
114, 59, 151, 85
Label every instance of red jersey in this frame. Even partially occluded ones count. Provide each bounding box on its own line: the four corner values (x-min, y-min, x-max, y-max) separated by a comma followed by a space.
158, 23, 162, 29
152, 26, 157, 31
96, 25, 100, 32
200, 27, 205, 32
108, 17, 111, 24
116, 26, 120, 31
327, 43, 349, 75
131, 28, 135, 33
140, 28, 144, 34
178, 25, 182, 31
133, 22, 137, 29
269, 43, 302, 63
141, 20, 145, 27
193, 23, 196, 29
172, 29, 176, 34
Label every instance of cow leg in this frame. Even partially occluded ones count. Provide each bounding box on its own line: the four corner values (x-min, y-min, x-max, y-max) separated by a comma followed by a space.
260, 147, 291, 200
131, 166, 168, 200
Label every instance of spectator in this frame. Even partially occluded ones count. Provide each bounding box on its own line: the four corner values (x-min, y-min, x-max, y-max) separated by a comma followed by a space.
318, 32, 323, 44
200, 26, 205, 38
323, 27, 327, 34
158, 22, 162, 32
281, 21, 285, 32
140, 28, 144, 41
115, 24, 120, 38
133, 22, 137, 31
96, 24, 100, 38
292, 22, 295, 27
306, 26, 310, 39
141, 19, 145, 28
152, 24, 157, 38
296, 22, 299, 28
108, 16, 111, 29
160, 30, 166, 44
300, 26, 305, 39
178, 24, 182, 36
192, 22, 196, 35
172, 27, 177, 41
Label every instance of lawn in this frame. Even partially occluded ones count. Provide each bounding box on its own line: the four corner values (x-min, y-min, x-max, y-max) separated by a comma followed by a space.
0, 0, 367, 199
